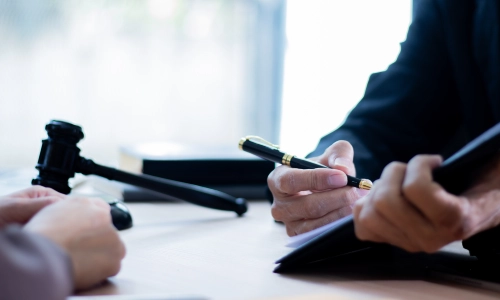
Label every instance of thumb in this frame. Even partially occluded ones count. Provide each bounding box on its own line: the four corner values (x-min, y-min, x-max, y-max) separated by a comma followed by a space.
323, 140, 356, 176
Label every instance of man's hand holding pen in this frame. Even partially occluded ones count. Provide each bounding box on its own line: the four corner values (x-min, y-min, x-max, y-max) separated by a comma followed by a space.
268, 141, 369, 236
268, 139, 500, 254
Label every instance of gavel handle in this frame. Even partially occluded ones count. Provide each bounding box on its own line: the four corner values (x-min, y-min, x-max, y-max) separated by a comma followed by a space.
76, 157, 247, 216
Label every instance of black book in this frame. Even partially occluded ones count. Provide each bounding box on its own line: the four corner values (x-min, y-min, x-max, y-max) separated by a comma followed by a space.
119, 142, 275, 199
274, 122, 500, 282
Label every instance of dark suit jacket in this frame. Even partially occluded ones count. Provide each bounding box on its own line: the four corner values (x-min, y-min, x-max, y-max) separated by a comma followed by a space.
309, 0, 500, 180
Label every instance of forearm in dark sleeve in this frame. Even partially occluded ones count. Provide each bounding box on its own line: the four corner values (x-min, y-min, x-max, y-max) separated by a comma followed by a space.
0, 225, 73, 300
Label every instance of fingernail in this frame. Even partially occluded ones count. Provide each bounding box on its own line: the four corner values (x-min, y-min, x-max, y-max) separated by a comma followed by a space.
334, 157, 350, 169
355, 188, 370, 197
327, 174, 347, 187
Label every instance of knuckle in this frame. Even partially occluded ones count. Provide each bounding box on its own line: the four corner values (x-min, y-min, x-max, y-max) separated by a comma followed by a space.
344, 188, 359, 206
354, 225, 369, 241
356, 211, 371, 228
336, 205, 353, 220
324, 140, 354, 162
367, 185, 389, 209
267, 167, 292, 192
386, 161, 406, 173
370, 193, 392, 214
93, 208, 112, 226
286, 225, 297, 237
47, 195, 60, 202
372, 198, 387, 213
76, 197, 92, 205
331, 140, 353, 152
435, 202, 466, 235
276, 173, 294, 193
354, 228, 363, 240
303, 200, 322, 218
450, 222, 467, 240
31, 185, 47, 193
29, 185, 51, 197
324, 143, 336, 153
410, 154, 427, 165
91, 198, 111, 211
267, 170, 278, 189
353, 201, 363, 216
402, 178, 424, 199
270, 203, 284, 221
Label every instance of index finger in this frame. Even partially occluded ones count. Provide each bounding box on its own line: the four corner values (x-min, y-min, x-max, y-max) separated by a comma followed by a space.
87, 197, 111, 211
268, 165, 347, 195
7, 186, 66, 200
10, 196, 62, 224
402, 155, 464, 227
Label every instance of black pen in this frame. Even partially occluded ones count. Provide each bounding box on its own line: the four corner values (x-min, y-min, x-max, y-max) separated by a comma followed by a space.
239, 136, 372, 190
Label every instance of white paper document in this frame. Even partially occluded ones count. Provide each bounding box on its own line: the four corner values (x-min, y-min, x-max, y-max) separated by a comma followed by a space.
285, 215, 352, 248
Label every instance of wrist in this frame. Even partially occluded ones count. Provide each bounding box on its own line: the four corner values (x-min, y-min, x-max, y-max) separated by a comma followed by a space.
19, 226, 75, 294
24, 223, 71, 253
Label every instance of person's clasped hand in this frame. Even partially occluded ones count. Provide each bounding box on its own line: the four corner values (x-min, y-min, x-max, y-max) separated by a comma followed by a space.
268, 141, 369, 236
0, 185, 126, 291
0, 186, 65, 228
25, 195, 126, 290
353, 154, 500, 253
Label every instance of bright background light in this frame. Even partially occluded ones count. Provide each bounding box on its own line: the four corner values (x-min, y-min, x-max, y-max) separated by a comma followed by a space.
280, 0, 412, 156
0, 0, 412, 171
0, 0, 283, 169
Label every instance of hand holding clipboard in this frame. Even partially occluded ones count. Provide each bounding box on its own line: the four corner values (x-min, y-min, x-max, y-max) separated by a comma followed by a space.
241, 122, 500, 272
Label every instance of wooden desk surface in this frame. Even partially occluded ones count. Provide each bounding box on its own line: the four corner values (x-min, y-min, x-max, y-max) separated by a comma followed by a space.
74, 201, 500, 300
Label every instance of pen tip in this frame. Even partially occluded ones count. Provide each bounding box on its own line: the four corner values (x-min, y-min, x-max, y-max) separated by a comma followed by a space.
359, 179, 372, 190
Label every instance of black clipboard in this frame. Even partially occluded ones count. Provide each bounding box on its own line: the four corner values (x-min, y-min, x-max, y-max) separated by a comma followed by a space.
274, 122, 500, 273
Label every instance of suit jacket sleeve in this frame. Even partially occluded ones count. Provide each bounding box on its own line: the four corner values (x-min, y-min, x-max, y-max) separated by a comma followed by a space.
0, 225, 73, 300
308, 1, 462, 180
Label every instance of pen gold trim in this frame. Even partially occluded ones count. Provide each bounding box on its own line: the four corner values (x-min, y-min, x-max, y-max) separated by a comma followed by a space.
282, 153, 294, 166
359, 179, 372, 190
239, 136, 372, 190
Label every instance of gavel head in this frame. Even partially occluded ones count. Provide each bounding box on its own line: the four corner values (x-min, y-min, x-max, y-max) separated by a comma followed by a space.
32, 120, 85, 194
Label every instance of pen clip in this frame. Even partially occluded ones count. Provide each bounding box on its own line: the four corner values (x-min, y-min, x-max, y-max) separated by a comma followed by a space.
244, 136, 280, 149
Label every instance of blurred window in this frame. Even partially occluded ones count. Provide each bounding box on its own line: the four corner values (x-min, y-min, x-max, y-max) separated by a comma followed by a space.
0, 0, 285, 168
